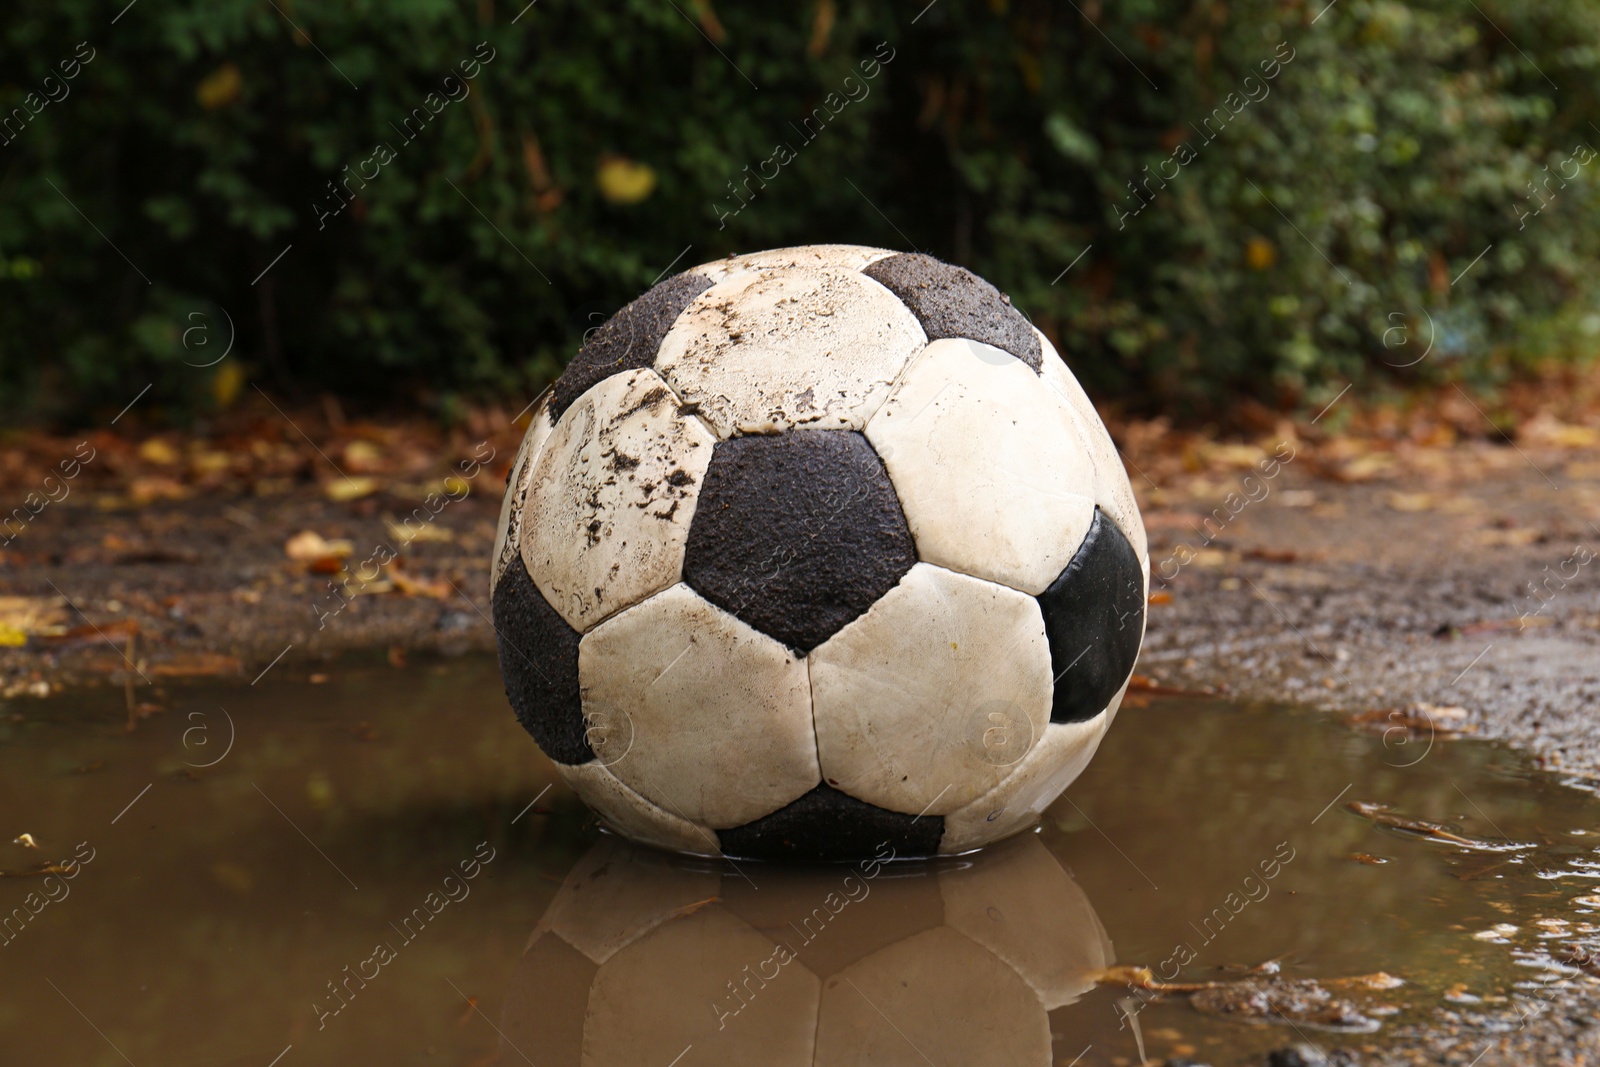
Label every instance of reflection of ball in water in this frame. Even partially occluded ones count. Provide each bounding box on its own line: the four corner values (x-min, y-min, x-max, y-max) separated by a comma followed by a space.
491, 245, 1148, 860
500, 834, 1114, 1066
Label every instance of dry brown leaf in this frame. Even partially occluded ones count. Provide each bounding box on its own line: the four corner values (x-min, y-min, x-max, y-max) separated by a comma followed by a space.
128, 476, 191, 504
389, 569, 454, 599
1475, 528, 1542, 547
148, 653, 243, 678
1385, 491, 1435, 512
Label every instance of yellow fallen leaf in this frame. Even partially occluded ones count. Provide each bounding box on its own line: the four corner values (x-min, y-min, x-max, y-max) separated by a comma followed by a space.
189, 450, 232, 476
324, 476, 379, 502
0, 596, 68, 637
138, 438, 179, 465
343, 440, 383, 471
385, 520, 454, 545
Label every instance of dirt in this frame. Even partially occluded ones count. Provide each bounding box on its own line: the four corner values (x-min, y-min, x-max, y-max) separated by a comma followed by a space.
3, 387, 1600, 1065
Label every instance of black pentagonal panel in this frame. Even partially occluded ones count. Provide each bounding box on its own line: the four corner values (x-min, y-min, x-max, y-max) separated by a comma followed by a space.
492, 553, 591, 765
683, 430, 916, 655
718, 784, 944, 862
1037, 508, 1146, 723
550, 270, 714, 420
500, 932, 595, 1067
864, 253, 1042, 371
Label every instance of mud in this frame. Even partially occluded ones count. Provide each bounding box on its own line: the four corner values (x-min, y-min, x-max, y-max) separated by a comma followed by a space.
3, 444, 1600, 1065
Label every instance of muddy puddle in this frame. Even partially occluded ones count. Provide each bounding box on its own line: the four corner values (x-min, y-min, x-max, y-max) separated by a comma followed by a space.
2, 656, 1598, 1066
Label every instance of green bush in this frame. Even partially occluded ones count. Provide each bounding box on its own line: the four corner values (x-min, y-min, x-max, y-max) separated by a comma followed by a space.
2, 0, 1598, 422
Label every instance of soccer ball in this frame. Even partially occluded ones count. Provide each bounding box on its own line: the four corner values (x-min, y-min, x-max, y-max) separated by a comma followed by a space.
490, 244, 1147, 860
498, 833, 1114, 1066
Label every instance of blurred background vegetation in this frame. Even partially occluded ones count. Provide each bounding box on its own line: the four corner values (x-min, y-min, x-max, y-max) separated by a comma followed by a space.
3, 0, 1599, 425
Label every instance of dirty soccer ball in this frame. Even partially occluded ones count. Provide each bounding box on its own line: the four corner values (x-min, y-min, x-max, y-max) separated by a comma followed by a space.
490, 244, 1148, 860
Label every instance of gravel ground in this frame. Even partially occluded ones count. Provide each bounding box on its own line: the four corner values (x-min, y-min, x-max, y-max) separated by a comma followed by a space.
4, 450, 1600, 1066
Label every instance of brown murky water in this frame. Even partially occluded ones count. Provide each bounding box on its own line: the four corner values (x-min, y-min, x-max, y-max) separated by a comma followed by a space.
1, 657, 1598, 1067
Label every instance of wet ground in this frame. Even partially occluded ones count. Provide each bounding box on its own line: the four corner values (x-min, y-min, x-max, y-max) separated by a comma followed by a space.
4, 657, 1599, 1067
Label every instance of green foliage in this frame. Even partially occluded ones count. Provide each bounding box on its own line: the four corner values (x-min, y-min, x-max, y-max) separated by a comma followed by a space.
1, 0, 1598, 421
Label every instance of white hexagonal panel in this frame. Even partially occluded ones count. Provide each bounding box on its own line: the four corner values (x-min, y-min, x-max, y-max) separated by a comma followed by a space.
865, 337, 1098, 595
937, 704, 1119, 856
554, 760, 719, 858
940, 834, 1115, 1009
587, 908, 821, 1067
813, 927, 1050, 1066
519, 368, 715, 632
490, 394, 555, 597
654, 266, 926, 437
809, 562, 1052, 816
1036, 329, 1149, 580
578, 583, 820, 829
691, 243, 897, 284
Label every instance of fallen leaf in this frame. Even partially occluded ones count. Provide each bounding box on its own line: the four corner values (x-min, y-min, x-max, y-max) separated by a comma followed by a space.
1521, 416, 1599, 449
128, 476, 191, 504
138, 438, 180, 465
1333, 453, 1396, 482
1243, 547, 1302, 563
1385, 492, 1435, 513
385, 520, 454, 545
343, 440, 384, 472
44, 618, 139, 645
389, 569, 454, 599
1462, 615, 1554, 634
189, 450, 232, 476
285, 530, 354, 562
324, 477, 380, 502
1475, 528, 1542, 547
148, 653, 243, 678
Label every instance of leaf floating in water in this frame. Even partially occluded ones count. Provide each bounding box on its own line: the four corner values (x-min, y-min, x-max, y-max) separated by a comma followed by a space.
0, 860, 79, 878
1093, 964, 1401, 1033
1346, 801, 1535, 852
